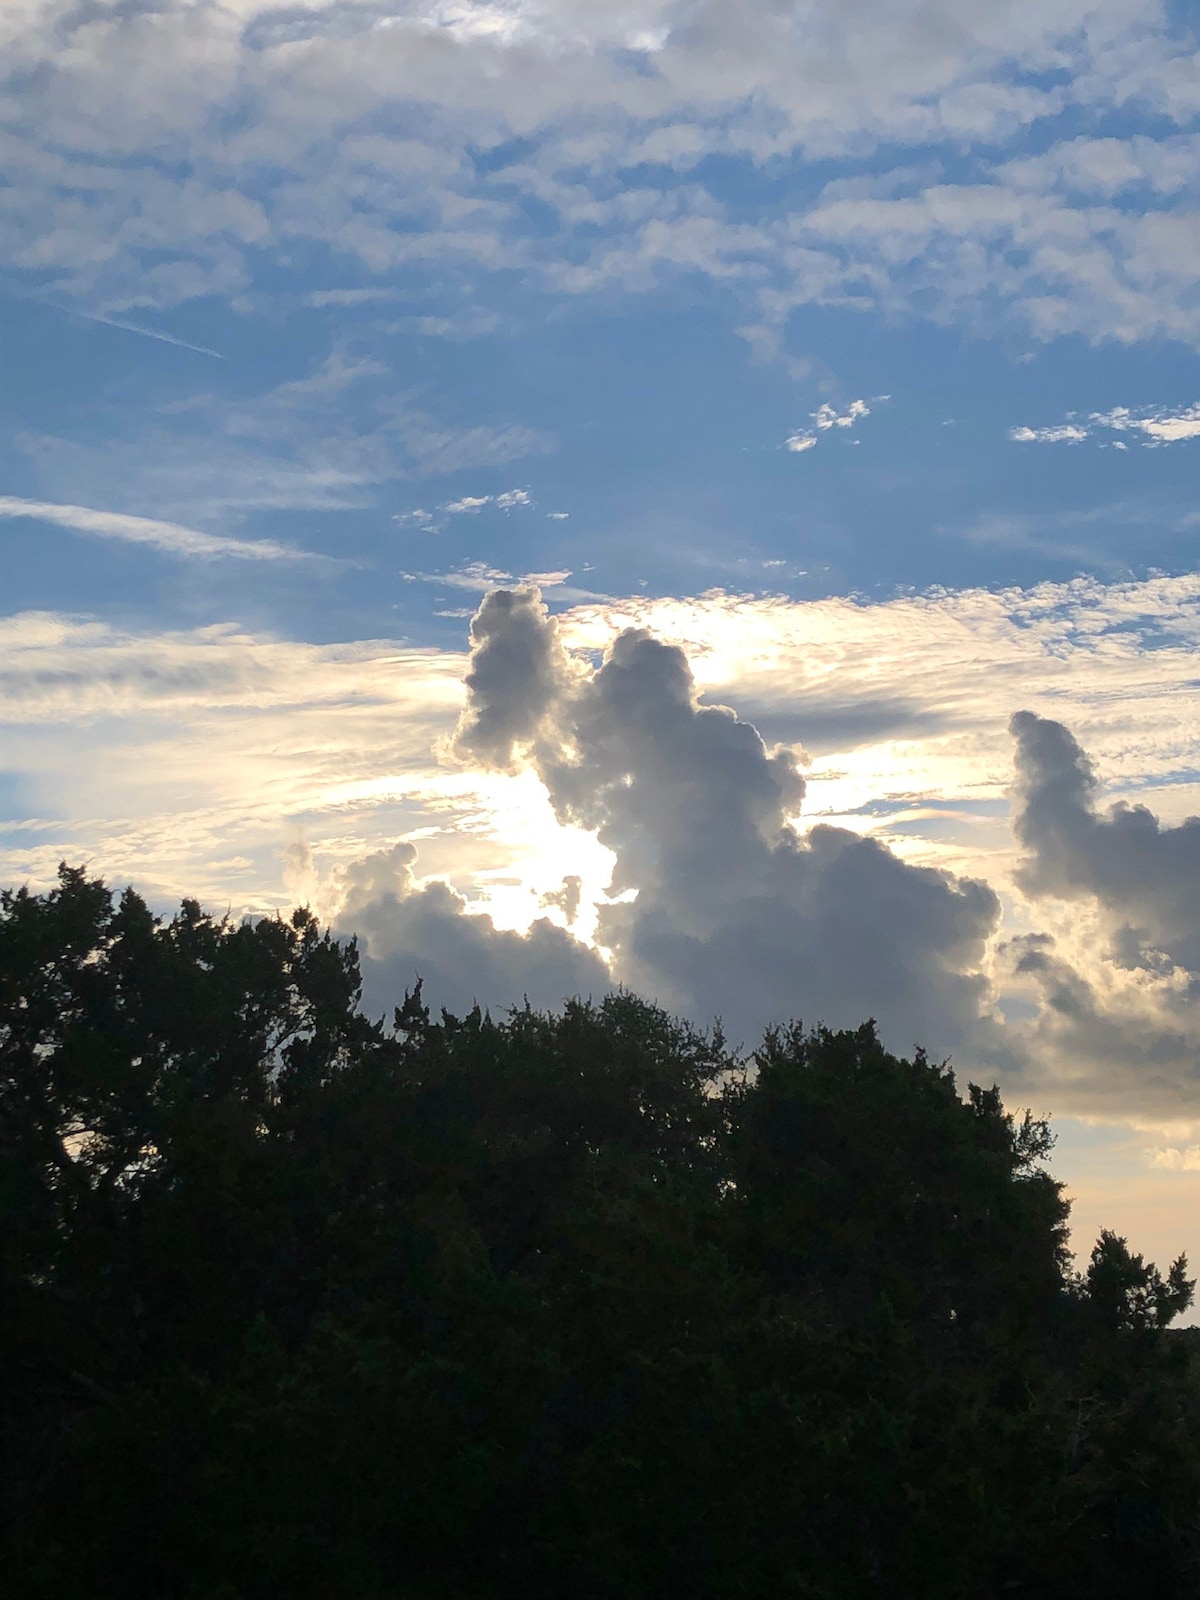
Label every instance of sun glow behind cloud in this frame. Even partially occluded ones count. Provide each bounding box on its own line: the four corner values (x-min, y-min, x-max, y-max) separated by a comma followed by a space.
6, 572, 1200, 964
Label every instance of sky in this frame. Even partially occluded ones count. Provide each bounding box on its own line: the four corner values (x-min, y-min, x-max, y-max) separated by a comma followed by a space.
3, 0, 1200, 1286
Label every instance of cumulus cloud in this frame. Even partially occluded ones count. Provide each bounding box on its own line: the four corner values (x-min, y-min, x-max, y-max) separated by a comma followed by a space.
332, 840, 610, 1019
450, 586, 1004, 1057
13, 578, 1200, 1115
1011, 709, 1200, 974
786, 398, 873, 453
1003, 710, 1200, 1114
815, 400, 872, 430
9, 572, 1200, 922
453, 586, 578, 769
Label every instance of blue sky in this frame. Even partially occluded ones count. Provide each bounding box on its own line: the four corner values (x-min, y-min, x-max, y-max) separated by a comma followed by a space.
3, 0, 1200, 1278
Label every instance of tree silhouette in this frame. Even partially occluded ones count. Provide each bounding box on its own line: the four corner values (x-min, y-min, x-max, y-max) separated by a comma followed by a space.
3, 866, 1198, 1599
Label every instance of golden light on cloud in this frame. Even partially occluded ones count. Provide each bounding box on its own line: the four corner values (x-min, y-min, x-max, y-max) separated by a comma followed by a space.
5, 573, 1200, 925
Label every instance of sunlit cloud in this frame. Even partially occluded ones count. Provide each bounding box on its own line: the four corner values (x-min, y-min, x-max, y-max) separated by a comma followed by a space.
7, 566, 1200, 927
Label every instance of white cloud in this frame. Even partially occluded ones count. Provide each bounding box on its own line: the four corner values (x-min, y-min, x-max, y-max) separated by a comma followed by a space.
1010, 424, 1090, 444
0, 495, 309, 561
1094, 404, 1200, 444
442, 495, 493, 514
406, 561, 576, 593
522, 569, 571, 587
1009, 403, 1200, 447
786, 398, 872, 453
440, 488, 534, 515
815, 399, 871, 430
3, 0, 1198, 347
405, 561, 516, 591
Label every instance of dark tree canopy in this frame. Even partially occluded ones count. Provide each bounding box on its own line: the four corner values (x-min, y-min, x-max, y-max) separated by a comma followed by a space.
2, 866, 1198, 1599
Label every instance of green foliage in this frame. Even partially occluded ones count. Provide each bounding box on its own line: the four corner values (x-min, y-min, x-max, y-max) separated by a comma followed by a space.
3, 867, 1198, 1599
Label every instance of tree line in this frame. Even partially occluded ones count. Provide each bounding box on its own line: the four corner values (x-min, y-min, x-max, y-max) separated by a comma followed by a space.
3, 866, 1198, 1598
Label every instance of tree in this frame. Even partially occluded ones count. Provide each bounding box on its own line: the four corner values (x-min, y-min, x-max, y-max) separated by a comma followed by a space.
1085, 1229, 1194, 1333
3, 866, 1198, 1600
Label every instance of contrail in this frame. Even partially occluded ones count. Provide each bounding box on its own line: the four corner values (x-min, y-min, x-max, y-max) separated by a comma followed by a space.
67, 306, 224, 358
0, 495, 304, 561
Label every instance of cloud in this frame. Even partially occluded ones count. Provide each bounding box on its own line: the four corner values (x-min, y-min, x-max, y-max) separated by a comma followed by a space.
786, 398, 872, 453
441, 487, 533, 515
450, 586, 1005, 1058
405, 562, 580, 595
396, 487, 535, 533
540, 873, 583, 926
1152, 1146, 1200, 1170
331, 840, 610, 1020
442, 495, 493, 515
9, 571, 1200, 916
55, 304, 224, 358
1002, 710, 1200, 1114
1010, 424, 1090, 444
1010, 404, 1200, 447
15, 355, 553, 528
453, 586, 577, 769
815, 400, 871, 430
0, 495, 309, 561
3, 0, 1198, 348
1094, 405, 1200, 445
10, 573, 1200, 1118
1011, 709, 1200, 974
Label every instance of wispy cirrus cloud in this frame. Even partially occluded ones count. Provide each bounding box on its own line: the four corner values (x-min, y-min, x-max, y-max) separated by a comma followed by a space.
16, 353, 553, 533
402, 560, 576, 594
0, 496, 313, 561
